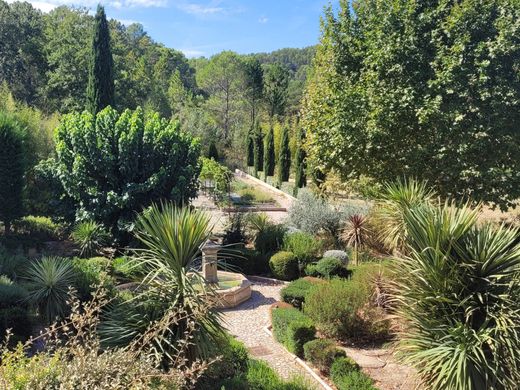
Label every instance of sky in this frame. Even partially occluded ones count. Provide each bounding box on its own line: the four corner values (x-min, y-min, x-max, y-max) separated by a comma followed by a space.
10, 0, 340, 57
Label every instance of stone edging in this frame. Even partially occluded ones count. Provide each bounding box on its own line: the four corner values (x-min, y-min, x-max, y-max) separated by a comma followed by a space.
235, 169, 297, 202
246, 275, 290, 285
262, 326, 334, 390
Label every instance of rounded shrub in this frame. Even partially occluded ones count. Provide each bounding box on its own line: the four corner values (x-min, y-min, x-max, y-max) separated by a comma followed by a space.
283, 231, 322, 264
0, 283, 29, 309
330, 356, 360, 378
332, 369, 376, 390
280, 278, 315, 309
323, 250, 349, 265
269, 251, 299, 281
315, 257, 349, 278
0, 306, 32, 340
303, 338, 345, 373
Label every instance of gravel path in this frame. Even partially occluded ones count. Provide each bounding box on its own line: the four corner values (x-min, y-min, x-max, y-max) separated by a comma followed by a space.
221, 281, 319, 388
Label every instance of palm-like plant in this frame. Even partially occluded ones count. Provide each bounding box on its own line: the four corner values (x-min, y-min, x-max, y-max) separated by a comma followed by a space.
371, 178, 434, 253
341, 214, 370, 265
391, 202, 520, 389
24, 257, 76, 324
71, 220, 110, 257
100, 203, 224, 364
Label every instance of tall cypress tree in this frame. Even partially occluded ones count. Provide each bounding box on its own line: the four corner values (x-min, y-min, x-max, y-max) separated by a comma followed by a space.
87, 5, 115, 114
0, 114, 24, 235
277, 123, 291, 187
246, 126, 254, 168
253, 121, 263, 177
263, 125, 275, 181
207, 140, 219, 160
294, 126, 307, 193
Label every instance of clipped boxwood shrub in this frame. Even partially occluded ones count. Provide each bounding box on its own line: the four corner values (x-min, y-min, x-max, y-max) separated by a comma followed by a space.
332, 368, 375, 390
330, 356, 360, 378
323, 250, 349, 265
13, 216, 62, 241
303, 338, 346, 373
271, 306, 315, 356
269, 251, 299, 281
315, 257, 349, 278
280, 278, 315, 309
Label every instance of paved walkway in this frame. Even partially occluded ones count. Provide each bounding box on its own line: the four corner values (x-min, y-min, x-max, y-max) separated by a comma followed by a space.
220, 280, 319, 388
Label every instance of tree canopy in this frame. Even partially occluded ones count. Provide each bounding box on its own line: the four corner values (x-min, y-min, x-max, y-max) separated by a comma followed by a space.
303, 0, 520, 209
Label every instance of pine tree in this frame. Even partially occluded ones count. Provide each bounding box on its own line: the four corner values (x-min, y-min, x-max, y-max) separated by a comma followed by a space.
277, 123, 291, 188
86, 5, 115, 114
0, 114, 24, 235
253, 121, 263, 177
294, 126, 307, 193
246, 126, 254, 168
263, 125, 275, 181
207, 140, 219, 160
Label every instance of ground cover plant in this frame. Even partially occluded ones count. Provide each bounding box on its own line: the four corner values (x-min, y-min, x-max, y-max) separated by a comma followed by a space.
271, 306, 315, 357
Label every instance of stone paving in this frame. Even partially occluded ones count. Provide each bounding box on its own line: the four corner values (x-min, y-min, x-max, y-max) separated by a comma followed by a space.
220, 280, 320, 388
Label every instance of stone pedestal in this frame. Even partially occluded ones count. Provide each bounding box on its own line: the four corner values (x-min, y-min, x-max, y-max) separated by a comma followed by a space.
202, 240, 220, 284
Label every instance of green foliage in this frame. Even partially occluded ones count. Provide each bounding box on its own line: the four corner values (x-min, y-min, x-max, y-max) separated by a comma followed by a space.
392, 202, 520, 390
311, 257, 348, 279
303, 1, 520, 210
0, 283, 28, 309
0, 113, 24, 234
207, 140, 219, 160
371, 178, 434, 253
53, 106, 201, 237
330, 356, 360, 378
277, 124, 291, 187
0, 246, 27, 280
71, 257, 114, 302
222, 212, 247, 247
24, 257, 75, 324
71, 221, 110, 258
303, 338, 345, 373
254, 223, 286, 255
219, 248, 269, 275
101, 204, 224, 361
13, 216, 62, 241
271, 307, 315, 357
199, 157, 232, 203
253, 121, 264, 176
263, 125, 275, 179
294, 126, 307, 192
305, 278, 367, 339
269, 251, 298, 281
283, 231, 321, 264
86, 5, 115, 114
331, 358, 375, 390
264, 63, 290, 122
288, 189, 366, 242
280, 278, 316, 309
246, 129, 255, 167
0, 306, 32, 341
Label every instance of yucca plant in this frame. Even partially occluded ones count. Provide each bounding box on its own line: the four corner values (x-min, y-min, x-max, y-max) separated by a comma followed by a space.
24, 257, 76, 324
390, 202, 520, 390
341, 214, 370, 265
71, 220, 110, 257
100, 203, 224, 365
371, 178, 434, 253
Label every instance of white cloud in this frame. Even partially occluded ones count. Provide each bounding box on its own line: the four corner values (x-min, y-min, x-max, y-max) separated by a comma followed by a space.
180, 48, 205, 58
258, 16, 268, 24
6, 0, 166, 12
177, 3, 223, 15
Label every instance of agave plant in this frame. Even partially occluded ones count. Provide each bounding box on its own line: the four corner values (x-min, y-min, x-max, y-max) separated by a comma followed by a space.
391, 202, 520, 389
100, 203, 224, 365
24, 257, 76, 324
371, 178, 434, 253
341, 214, 370, 265
71, 220, 110, 257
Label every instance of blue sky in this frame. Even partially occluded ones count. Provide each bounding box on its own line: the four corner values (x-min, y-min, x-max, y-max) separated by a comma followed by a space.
11, 0, 339, 57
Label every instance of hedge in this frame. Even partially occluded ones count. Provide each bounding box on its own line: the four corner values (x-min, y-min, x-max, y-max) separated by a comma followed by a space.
271, 306, 315, 357
280, 278, 315, 309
